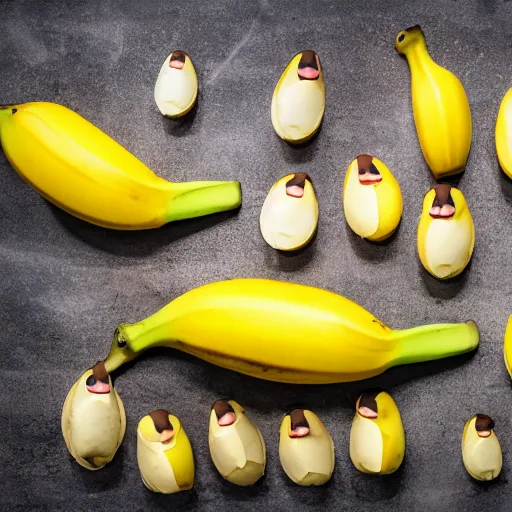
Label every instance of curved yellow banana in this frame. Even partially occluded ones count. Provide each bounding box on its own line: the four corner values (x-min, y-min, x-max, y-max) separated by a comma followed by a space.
343, 155, 403, 242
0, 103, 241, 229
496, 88, 512, 179
102, 279, 479, 384
503, 315, 512, 378
349, 390, 405, 475
271, 50, 325, 144
395, 26, 471, 179
417, 185, 475, 279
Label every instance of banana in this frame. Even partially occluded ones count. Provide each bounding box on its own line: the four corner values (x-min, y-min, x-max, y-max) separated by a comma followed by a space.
154, 50, 198, 118
61, 361, 126, 470
271, 50, 325, 144
349, 390, 405, 475
462, 414, 502, 481
504, 315, 512, 378
0, 102, 241, 229
343, 155, 403, 242
259, 173, 318, 251
417, 184, 475, 279
102, 278, 479, 384
278, 409, 334, 486
137, 409, 195, 493
495, 88, 512, 179
208, 399, 266, 486
395, 25, 471, 179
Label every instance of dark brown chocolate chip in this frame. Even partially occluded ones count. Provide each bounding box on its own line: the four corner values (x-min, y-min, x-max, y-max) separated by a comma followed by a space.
358, 389, 382, 414
475, 414, 494, 432
405, 24, 422, 33
91, 361, 109, 384
212, 399, 235, 419
432, 184, 454, 208
356, 154, 374, 172
149, 409, 173, 433
170, 50, 186, 63
286, 173, 310, 189
289, 409, 310, 431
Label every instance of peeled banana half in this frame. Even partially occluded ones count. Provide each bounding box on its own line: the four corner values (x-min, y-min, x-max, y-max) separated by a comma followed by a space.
0, 102, 241, 230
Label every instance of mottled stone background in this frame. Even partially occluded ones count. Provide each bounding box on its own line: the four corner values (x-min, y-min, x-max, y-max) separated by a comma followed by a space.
1, 0, 512, 510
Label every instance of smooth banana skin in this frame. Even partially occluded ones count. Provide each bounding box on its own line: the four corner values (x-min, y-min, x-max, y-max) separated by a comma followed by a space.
462, 415, 502, 481
0, 103, 241, 230
504, 315, 512, 378
271, 50, 325, 144
102, 278, 479, 384
154, 50, 198, 118
349, 390, 405, 475
343, 155, 403, 242
137, 409, 195, 494
279, 409, 334, 486
259, 173, 318, 251
208, 399, 266, 486
61, 361, 126, 470
395, 26, 471, 179
417, 184, 475, 279
495, 88, 512, 179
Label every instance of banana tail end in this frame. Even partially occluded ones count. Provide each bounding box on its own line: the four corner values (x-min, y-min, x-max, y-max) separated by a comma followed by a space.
392, 320, 479, 367
165, 181, 242, 222
503, 315, 512, 379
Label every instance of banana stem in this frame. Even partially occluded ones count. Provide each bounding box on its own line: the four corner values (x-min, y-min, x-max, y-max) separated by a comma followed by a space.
164, 181, 242, 222
392, 320, 479, 366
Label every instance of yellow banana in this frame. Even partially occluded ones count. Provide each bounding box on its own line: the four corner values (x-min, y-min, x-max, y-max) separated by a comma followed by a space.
101, 279, 479, 384
0, 102, 241, 229
503, 315, 512, 378
343, 154, 403, 242
395, 26, 471, 179
496, 88, 512, 179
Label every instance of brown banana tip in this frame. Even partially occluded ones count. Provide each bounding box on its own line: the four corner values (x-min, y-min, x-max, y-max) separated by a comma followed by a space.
358, 389, 383, 417
475, 414, 494, 432
288, 408, 310, 437
212, 399, 235, 420
149, 409, 173, 432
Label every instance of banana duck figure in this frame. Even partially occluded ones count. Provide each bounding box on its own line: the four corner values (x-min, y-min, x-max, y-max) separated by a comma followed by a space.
462, 414, 502, 481
343, 154, 403, 242
208, 399, 266, 486
278, 408, 334, 486
271, 50, 325, 144
349, 390, 405, 475
136, 409, 195, 494
417, 184, 475, 279
395, 25, 471, 179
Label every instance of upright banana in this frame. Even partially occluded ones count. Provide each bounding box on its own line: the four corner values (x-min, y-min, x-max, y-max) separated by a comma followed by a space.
503, 315, 512, 378
496, 88, 512, 179
395, 25, 471, 179
0, 102, 241, 229
101, 279, 479, 384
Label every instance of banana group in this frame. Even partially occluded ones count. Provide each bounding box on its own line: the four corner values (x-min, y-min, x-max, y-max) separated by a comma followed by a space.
101, 278, 479, 384
271, 50, 325, 144
461, 414, 502, 481
0, 103, 241, 229
417, 184, 475, 279
208, 399, 266, 486
279, 409, 334, 486
343, 155, 403, 242
137, 409, 195, 493
61, 361, 126, 470
154, 50, 198, 118
496, 88, 512, 179
395, 25, 471, 179
349, 390, 405, 475
259, 173, 318, 251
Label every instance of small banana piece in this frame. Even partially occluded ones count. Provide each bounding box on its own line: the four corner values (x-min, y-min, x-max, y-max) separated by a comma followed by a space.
495, 88, 512, 179
395, 25, 471, 179
137, 409, 195, 493
417, 184, 475, 279
0, 103, 241, 230
208, 399, 266, 486
349, 390, 405, 475
271, 50, 325, 144
259, 173, 318, 251
61, 361, 126, 470
103, 278, 479, 384
503, 315, 512, 378
154, 50, 198, 118
343, 155, 403, 242
279, 409, 334, 486
462, 414, 502, 481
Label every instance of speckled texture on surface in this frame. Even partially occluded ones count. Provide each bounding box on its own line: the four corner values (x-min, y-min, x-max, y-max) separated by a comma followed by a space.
1, 0, 512, 511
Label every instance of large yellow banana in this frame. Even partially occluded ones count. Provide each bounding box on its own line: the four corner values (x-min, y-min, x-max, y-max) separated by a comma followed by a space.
102, 279, 479, 384
496, 88, 512, 179
0, 102, 241, 229
395, 26, 472, 179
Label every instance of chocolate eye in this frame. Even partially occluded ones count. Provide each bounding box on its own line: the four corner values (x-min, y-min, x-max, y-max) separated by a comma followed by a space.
86, 375, 96, 387
398, 34, 405, 43
359, 169, 366, 175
